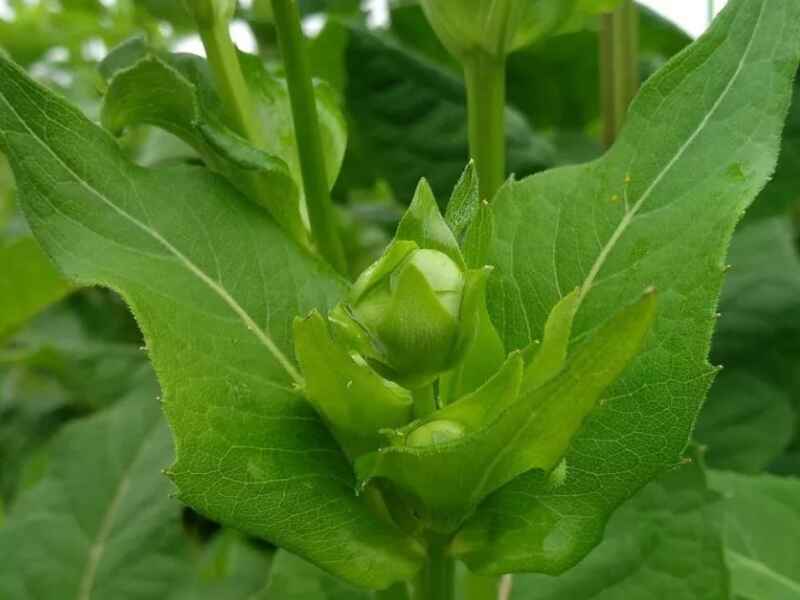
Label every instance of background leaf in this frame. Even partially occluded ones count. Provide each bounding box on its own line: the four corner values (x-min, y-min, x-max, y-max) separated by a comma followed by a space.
696, 216, 800, 473
710, 471, 800, 600
511, 455, 729, 600
326, 24, 555, 203
0, 236, 74, 338
0, 371, 190, 600
456, 0, 800, 575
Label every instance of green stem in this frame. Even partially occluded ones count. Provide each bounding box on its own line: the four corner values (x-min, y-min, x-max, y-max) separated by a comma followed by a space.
269, 0, 347, 274
463, 51, 506, 202
412, 385, 437, 419
375, 583, 410, 600
197, 21, 268, 148
464, 572, 500, 600
599, 0, 639, 147
413, 538, 455, 600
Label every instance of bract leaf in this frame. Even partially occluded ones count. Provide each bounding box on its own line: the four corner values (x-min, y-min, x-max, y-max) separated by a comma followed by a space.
294, 310, 413, 460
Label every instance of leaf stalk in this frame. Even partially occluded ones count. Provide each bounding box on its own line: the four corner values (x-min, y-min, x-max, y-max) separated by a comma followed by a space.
269, 0, 348, 274
463, 51, 507, 202
599, 0, 639, 147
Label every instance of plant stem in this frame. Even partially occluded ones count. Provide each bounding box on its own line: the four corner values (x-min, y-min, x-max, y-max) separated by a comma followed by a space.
464, 572, 500, 600
269, 0, 347, 274
463, 51, 506, 202
197, 20, 268, 148
412, 385, 437, 419
413, 537, 455, 600
599, 0, 639, 147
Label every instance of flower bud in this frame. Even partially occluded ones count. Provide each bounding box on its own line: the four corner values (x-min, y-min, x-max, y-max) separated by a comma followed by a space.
419, 0, 607, 60
331, 242, 471, 388
183, 0, 236, 28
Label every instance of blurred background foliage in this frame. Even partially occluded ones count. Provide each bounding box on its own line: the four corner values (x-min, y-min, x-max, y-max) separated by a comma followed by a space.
0, 1, 798, 597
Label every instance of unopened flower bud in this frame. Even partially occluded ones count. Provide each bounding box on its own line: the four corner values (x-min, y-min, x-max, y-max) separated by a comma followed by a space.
183, 0, 236, 28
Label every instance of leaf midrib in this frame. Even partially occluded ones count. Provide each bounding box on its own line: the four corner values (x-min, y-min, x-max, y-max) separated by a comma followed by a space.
727, 549, 800, 596
576, 0, 767, 306
0, 72, 302, 385
76, 415, 160, 600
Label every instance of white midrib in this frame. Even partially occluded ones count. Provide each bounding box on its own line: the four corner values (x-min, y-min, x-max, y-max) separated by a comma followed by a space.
728, 550, 800, 595
0, 86, 302, 385
576, 0, 767, 307
470, 0, 766, 503
76, 474, 130, 600
75, 413, 162, 600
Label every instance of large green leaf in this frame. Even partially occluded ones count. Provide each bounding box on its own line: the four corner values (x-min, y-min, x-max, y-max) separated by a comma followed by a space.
0, 371, 190, 599
696, 216, 800, 472
455, 0, 800, 575
0, 236, 74, 338
710, 471, 800, 599
0, 57, 423, 588
511, 455, 729, 600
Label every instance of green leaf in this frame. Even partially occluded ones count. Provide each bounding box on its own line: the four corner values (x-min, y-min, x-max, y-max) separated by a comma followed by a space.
696, 216, 800, 472
335, 25, 554, 203
511, 454, 730, 600
0, 371, 191, 600
358, 292, 654, 533
268, 550, 372, 600
745, 78, 800, 221
167, 533, 273, 600
709, 471, 800, 600
0, 56, 423, 588
100, 39, 348, 247
456, 0, 800, 575
0, 236, 74, 338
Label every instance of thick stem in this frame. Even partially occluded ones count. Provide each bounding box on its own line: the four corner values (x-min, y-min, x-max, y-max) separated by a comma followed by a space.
412, 385, 437, 419
464, 572, 500, 600
413, 538, 455, 600
197, 21, 268, 148
270, 0, 347, 274
463, 51, 506, 202
599, 0, 639, 147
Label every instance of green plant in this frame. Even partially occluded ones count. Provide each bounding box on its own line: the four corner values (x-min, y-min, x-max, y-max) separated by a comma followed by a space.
1, 1, 799, 599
